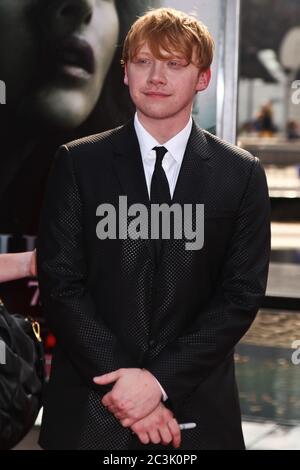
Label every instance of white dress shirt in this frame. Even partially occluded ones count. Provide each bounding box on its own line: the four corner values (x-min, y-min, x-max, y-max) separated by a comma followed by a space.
134, 113, 192, 198
134, 113, 192, 401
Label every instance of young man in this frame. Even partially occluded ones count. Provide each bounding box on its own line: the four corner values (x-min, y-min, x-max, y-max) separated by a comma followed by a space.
37, 8, 270, 450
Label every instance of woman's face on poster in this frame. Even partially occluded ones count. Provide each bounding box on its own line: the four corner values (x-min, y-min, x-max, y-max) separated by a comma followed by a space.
0, 0, 119, 129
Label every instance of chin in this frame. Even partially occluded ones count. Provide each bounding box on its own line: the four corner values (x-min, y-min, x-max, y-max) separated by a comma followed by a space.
142, 108, 176, 120
28, 87, 99, 130
37, 106, 89, 130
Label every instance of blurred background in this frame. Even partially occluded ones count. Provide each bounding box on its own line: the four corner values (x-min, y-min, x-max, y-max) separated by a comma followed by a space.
236, 0, 300, 449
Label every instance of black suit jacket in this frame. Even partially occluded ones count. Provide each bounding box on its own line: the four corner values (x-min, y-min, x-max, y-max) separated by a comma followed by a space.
37, 120, 270, 450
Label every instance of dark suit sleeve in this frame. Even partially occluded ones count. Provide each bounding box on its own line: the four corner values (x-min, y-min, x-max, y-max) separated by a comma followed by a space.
37, 145, 135, 388
147, 158, 270, 408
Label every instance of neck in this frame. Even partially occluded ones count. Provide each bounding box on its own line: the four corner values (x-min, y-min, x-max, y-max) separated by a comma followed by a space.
137, 111, 191, 143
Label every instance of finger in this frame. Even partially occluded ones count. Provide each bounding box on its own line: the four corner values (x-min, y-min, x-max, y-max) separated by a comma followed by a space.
120, 419, 129, 427
167, 418, 181, 448
149, 429, 161, 445
158, 425, 173, 446
102, 397, 120, 416
102, 401, 117, 416
101, 393, 112, 408
107, 405, 119, 415
106, 399, 120, 414
121, 417, 140, 427
102, 392, 127, 414
93, 370, 121, 385
120, 418, 135, 427
114, 411, 126, 419
135, 431, 150, 445
120, 415, 143, 428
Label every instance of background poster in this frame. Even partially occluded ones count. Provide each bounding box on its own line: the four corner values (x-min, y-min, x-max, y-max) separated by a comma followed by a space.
0, 1, 239, 341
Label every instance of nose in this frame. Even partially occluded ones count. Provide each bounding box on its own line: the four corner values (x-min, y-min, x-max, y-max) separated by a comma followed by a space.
147, 62, 167, 86
40, 0, 95, 37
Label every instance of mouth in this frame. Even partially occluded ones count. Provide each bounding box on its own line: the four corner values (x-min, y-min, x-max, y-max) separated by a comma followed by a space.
55, 37, 95, 81
144, 91, 171, 98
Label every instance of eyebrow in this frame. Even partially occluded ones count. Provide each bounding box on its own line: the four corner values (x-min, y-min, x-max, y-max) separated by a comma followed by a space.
134, 51, 187, 62
134, 51, 152, 57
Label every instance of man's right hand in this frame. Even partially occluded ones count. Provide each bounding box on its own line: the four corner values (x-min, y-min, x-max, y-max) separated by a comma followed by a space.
127, 402, 181, 448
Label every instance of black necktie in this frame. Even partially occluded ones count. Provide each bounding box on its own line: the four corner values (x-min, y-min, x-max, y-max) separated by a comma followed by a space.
150, 146, 171, 263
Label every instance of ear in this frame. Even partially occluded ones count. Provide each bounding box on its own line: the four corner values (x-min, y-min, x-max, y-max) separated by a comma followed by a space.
124, 63, 129, 86
195, 68, 211, 92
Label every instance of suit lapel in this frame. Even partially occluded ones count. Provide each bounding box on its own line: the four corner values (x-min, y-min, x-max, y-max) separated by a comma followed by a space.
172, 121, 213, 205
112, 120, 155, 262
112, 120, 149, 206
158, 122, 213, 263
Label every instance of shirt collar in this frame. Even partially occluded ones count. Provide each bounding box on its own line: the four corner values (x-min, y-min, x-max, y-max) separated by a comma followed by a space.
134, 113, 192, 164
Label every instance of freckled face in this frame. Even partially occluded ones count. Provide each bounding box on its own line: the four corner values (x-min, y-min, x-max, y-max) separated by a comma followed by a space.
124, 42, 211, 124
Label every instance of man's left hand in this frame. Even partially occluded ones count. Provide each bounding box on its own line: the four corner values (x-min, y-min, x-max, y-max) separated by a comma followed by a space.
93, 368, 162, 426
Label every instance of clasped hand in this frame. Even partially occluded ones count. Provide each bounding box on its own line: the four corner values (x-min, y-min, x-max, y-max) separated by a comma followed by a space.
93, 368, 181, 448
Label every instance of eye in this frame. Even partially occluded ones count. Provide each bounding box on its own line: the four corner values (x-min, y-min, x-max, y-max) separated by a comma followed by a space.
168, 60, 185, 68
134, 57, 151, 65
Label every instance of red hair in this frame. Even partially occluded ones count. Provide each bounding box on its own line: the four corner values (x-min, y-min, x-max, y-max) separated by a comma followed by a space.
122, 8, 214, 71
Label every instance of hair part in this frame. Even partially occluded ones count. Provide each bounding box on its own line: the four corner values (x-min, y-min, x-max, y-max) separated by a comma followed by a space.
122, 7, 214, 71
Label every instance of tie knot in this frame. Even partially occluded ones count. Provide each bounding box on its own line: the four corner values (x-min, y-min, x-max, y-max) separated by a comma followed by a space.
153, 146, 168, 165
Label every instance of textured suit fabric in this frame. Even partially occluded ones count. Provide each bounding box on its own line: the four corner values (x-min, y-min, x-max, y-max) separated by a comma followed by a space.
37, 120, 270, 450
